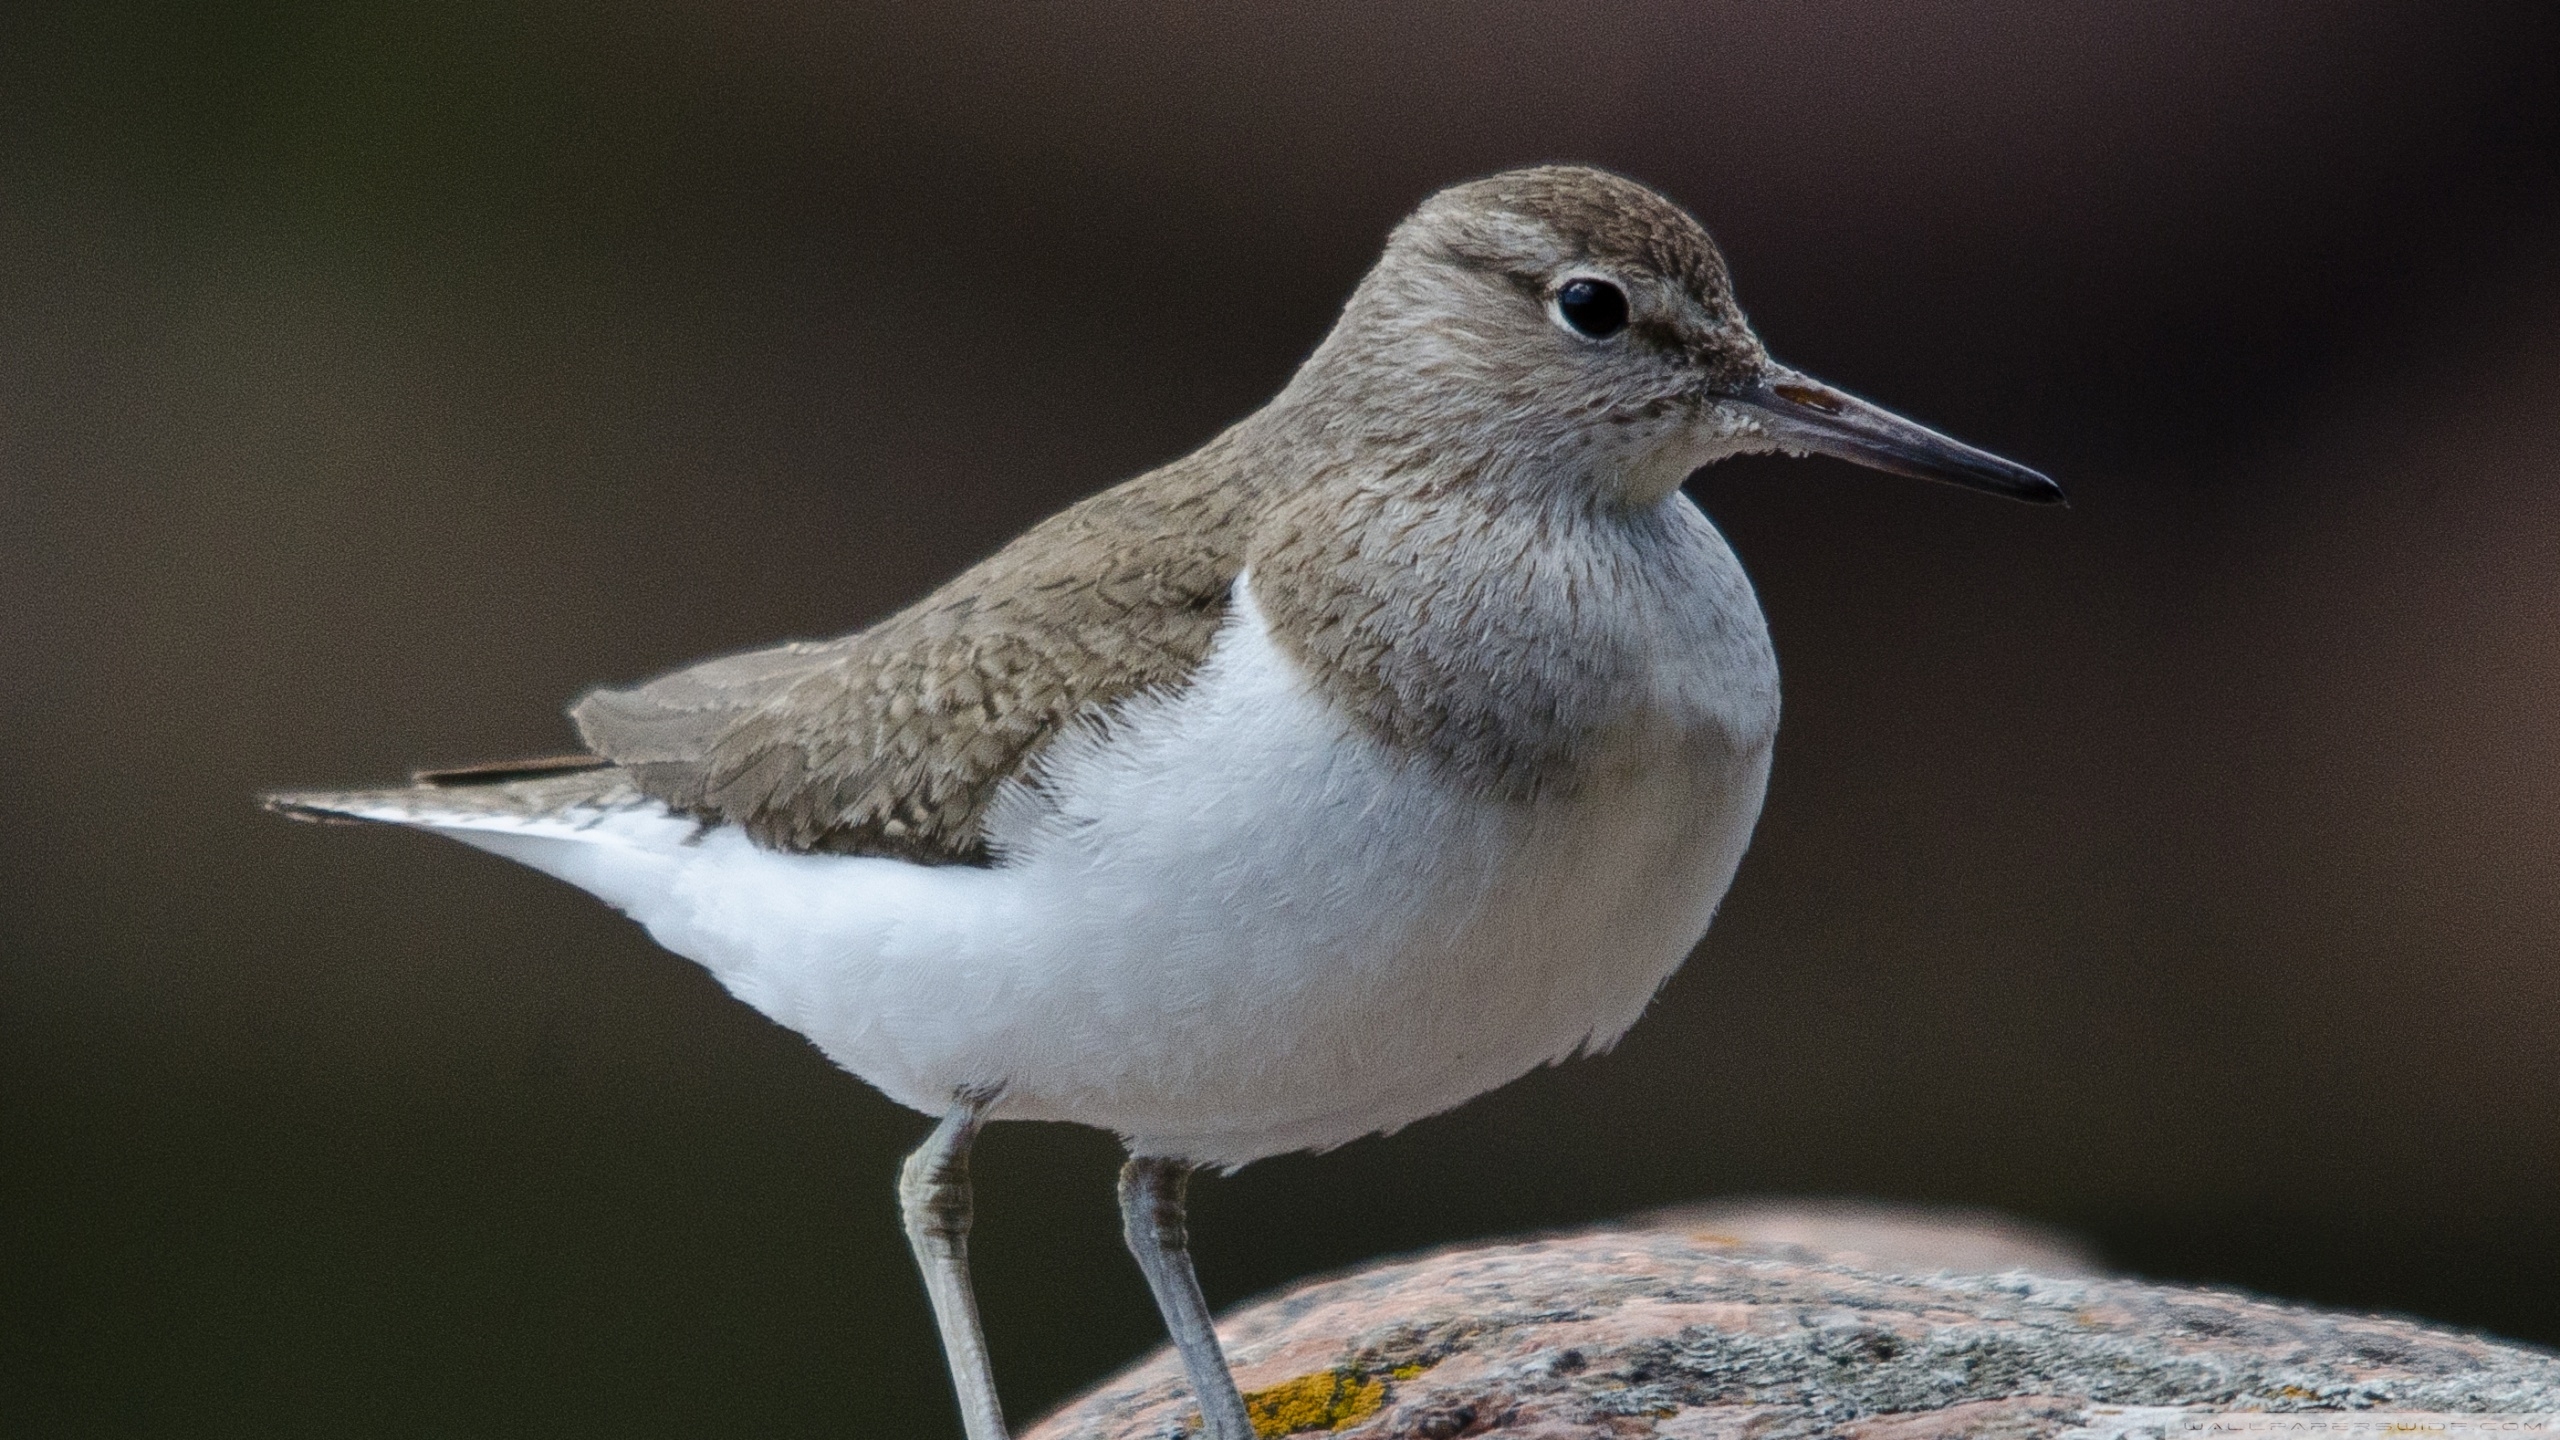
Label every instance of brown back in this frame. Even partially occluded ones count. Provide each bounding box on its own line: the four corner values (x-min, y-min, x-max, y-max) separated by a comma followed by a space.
572, 434, 1260, 863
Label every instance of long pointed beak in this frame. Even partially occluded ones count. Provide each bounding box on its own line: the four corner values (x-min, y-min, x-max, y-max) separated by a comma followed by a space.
1736, 363, 2064, 504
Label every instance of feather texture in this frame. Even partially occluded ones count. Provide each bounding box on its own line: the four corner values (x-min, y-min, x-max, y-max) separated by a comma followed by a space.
570, 428, 1268, 862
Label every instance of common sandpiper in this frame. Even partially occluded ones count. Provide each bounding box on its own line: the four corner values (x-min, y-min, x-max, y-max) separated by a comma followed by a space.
268, 164, 2060, 1440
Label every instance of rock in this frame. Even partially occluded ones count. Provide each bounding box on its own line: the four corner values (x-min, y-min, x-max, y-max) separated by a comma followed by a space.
1024, 1201, 2560, 1440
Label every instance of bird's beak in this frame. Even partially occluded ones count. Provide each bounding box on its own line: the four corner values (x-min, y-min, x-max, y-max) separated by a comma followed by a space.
1733, 363, 2064, 504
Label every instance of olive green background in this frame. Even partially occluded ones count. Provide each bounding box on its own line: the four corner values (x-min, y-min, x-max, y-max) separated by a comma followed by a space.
8, 2, 2560, 1435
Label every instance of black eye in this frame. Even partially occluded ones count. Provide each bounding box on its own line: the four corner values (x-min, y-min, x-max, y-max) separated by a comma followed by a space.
1554, 277, 1628, 339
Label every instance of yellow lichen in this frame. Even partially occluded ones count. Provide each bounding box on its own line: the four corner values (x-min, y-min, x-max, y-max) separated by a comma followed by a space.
1387, 1362, 1427, 1381
1240, 1368, 1389, 1435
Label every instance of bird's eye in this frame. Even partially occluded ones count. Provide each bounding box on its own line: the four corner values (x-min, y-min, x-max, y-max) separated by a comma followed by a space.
1553, 277, 1628, 339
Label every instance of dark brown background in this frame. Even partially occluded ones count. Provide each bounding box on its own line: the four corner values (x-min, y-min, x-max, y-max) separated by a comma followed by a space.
7, 2, 2560, 1435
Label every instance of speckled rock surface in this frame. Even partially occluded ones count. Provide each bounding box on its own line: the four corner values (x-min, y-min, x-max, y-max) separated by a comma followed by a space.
1024, 1204, 2560, 1440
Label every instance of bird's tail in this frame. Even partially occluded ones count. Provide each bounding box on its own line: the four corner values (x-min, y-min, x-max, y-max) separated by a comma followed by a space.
263, 757, 699, 915
264, 754, 624, 829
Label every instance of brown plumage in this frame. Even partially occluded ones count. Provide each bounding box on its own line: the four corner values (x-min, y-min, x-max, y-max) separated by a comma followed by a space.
570, 426, 1267, 862
272, 162, 2053, 862
555, 166, 1785, 862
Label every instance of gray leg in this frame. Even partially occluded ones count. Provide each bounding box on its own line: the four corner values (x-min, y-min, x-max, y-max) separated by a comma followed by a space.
1118, 1156, 1255, 1440
900, 1093, 1009, 1440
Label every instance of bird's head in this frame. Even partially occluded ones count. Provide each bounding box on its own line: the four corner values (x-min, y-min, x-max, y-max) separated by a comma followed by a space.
1287, 165, 2060, 509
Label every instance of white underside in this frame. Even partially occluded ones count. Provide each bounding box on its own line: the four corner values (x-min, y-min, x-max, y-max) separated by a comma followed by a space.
366, 578, 1771, 1166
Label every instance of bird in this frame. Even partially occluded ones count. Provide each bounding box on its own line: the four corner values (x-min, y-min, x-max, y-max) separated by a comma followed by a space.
265, 164, 2059, 1440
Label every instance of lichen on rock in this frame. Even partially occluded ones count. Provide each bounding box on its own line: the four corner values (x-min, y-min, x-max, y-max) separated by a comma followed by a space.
1242, 1368, 1389, 1435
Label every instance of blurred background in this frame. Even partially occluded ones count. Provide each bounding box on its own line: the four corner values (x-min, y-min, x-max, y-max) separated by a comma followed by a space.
7, 0, 2560, 1434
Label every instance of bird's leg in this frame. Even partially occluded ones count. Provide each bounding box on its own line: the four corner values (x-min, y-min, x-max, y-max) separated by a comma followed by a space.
900, 1090, 1009, 1440
1118, 1155, 1256, 1440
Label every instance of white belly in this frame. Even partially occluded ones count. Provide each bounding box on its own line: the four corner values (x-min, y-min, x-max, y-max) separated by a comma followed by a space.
456, 579, 1772, 1167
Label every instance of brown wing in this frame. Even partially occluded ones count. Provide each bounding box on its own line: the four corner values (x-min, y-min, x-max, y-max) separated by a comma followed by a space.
570, 449, 1258, 863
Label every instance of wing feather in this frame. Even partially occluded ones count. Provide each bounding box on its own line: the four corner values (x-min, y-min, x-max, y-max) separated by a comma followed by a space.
571, 447, 1258, 863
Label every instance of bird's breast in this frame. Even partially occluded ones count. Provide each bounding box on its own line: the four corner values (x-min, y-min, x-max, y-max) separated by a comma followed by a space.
1249, 483, 1779, 799
955, 559, 1772, 1161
